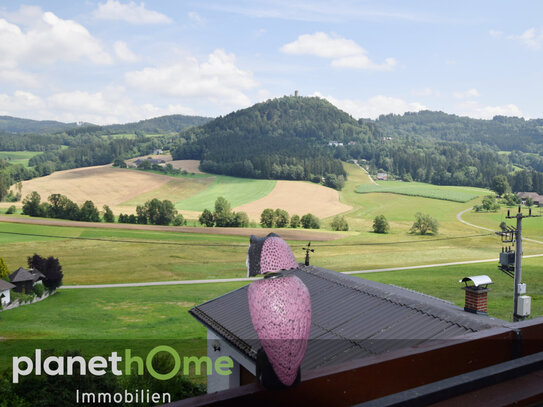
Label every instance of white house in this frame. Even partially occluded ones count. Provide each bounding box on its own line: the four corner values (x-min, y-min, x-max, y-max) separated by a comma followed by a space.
0, 279, 15, 306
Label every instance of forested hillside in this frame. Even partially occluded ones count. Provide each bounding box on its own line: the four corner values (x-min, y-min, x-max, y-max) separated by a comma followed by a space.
355, 111, 543, 193
171, 96, 370, 183
0, 116, 83, 134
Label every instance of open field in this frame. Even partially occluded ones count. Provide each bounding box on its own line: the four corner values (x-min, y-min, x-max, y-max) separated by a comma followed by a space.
16, 165, 177, 208
176, 175, 276, 212
0, 221, 347, 285
355, 180, 490, 203
169, 159, 203, 174
0, 150, 36, 167
235, 180, 352, 220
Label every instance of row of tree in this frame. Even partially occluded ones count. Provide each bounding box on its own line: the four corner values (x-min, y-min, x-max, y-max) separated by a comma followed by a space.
198, 197, 249, 228
21, 192, 109, 222
119, 199, 185, 226
259, 208, 321, 229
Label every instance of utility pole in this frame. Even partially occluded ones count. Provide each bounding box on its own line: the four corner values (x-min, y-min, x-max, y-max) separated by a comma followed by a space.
497, 206, 540, 322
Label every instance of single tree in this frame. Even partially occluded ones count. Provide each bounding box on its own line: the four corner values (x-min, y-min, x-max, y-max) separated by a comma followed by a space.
410, 212, 439, 235
373, 215, 390, 234
499, 221, 507, 232
173, 214, 186, 226
525, 197, 534, 207
301, 213, 320, 229
290, 214, 300, 228
260, 208, 275, 228
27, 254, 63, 291
103, 205, 115, 223
22, 191, 42, 217
79, 200, 101, 222
0, 257, 9, 280
6, 205, 16, 214
274, 209, 289, 228
491, 175, 510, 197
199, 209, 214, 227
234, 211, 249, 228
213, 197, 234, 227
331, 215, 349, 231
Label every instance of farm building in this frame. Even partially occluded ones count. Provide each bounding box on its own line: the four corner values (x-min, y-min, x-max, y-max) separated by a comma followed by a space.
376, 172, 388, 181
189, 265, 507, 394
131, 158, 166, 168
0, 279, 15, 306
9, 267, 44, 293
517, 192, 543, 207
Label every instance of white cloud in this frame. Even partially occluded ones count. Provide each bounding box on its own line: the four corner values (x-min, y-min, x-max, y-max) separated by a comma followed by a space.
125, 49, 257, 107
0, 8, 112, 68
456, 101, 523, 119
453, 88, 480, 99
280, 32, 396, 70
313, 92, 426, 119
489, 29, 502, 38
93, 0, 172, 24
509, 27, 543, 49
114, 41, 139, 62
0, 88, 195, 124
411, 88, 439, 97
0, 69, 40, 87
188, 11, 205, 25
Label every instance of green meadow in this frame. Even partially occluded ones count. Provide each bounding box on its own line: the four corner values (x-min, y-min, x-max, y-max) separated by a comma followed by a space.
0, 151, 37, 167
355, 180, 489, 202
175, 175, 276, 211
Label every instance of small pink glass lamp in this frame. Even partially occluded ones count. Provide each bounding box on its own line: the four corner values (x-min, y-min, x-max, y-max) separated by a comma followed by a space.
246, 233, 312, 388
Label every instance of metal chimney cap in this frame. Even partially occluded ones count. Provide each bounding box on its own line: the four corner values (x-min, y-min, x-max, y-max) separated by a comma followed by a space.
459, 275, 493, 287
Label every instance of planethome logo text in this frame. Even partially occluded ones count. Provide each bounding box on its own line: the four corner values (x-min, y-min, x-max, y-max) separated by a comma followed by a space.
12, 346, 233, 383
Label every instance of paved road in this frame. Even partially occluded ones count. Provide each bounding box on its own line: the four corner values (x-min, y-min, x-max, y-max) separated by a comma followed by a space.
456, 207, 543, 245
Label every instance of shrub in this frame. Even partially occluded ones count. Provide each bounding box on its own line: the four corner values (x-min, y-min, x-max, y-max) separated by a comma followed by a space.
410, 212, 439, 235
290, 214, 300, 228
373, 215, 390, 234
301, 213, 320, 229
33, 283, 45, 298
233, 211, 249, 227
331, 216, 349, 231
173, 214, 186, 226
5, 205, 16, 214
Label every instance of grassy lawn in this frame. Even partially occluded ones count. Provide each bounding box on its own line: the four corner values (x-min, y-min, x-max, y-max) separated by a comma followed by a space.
361, 255, 543, 322
0, 282, 247, 376
175, 175, 276, 211
462, 207, 543, 241
355, 180, 490, 203
0, 150, 37, 167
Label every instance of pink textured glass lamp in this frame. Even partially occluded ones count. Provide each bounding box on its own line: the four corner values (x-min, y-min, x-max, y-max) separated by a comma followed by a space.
246, 233, 312, 388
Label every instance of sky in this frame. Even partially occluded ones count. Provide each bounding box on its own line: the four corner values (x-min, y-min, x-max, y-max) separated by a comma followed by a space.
0, 0, 542, 124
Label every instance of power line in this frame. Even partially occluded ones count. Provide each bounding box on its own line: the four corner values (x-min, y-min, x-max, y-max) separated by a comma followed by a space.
0, 230, 495, 248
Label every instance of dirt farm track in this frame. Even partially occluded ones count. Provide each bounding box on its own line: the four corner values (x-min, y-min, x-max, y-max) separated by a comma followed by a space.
0, 216, 346, 241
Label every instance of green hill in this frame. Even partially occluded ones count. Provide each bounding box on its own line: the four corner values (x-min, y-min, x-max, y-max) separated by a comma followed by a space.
171, 96, 373, 183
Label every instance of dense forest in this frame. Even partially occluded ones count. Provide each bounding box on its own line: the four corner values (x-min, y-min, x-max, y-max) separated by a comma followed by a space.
171, 96, 367, 182
355, 110, 543, 193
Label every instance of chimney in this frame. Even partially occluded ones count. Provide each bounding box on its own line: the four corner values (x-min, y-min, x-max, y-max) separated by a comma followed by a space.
459, 275, 493, 315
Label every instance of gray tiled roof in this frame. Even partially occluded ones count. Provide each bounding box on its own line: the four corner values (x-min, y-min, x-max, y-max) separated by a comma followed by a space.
9, 267, 35, 283
0, 279, 15, 291
190, 265, 507, 371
